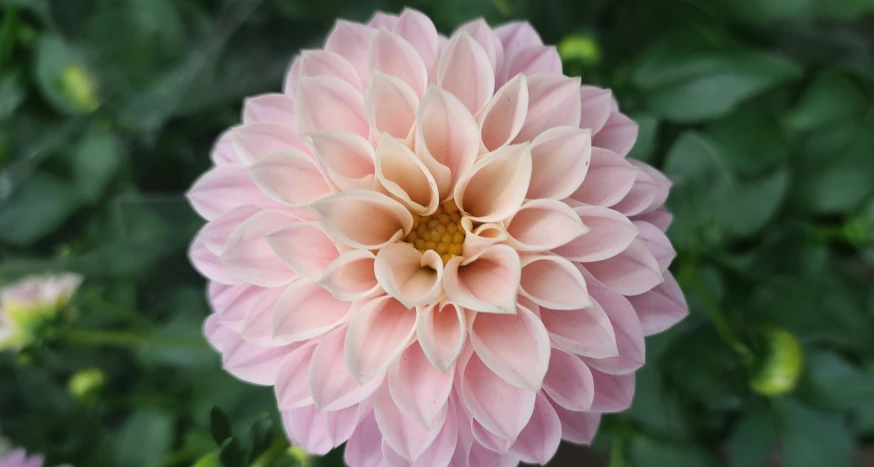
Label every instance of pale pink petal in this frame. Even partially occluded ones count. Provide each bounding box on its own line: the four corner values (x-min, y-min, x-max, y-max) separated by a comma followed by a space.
458, 19, 504, 75
582, 239, 663, 296
375, 135, 440, 214
539, 300, 618, 359
232, 122, 310, 164
527, 126, 592, 200
494, 21, 543, 82
266, 222, 339, 279
238, 286, 288, 346
554, 205, 638, 263
368, 11, 398, 29
273, 278, 351, 342
345, 411, 385, 467
187, 166, 281, 221
414, 86, 480, 200
300, 50, 363, 92
190, 237, 242, 285
390, 400, 458, 467
543, 349, 595, 411
514, 75, 582, 144
345, 296, 418, 383
393, 9, 439, 80
632, 159, 672, 213
282, 404, 359, 454
627, 272, 688, 336
478, 74, 529, 152
569, 148, 637, 207
504, 199, 589, 252
443, 244, 521, 314
578, 86, 613, 134
309, 130, 375, 191
635, 206, 673, 231
370, 29, 428, 96
468, 442, 519, 467
374, 382, 448, 460
243, 93, 296, 128
204, 315, 294, 385
198, 205, 260, 255
365, 73, 419, 140
437, 31, 495, 116
318, 250, 381, 301
282, 55, 302, 97
210, 130, 239, 166
509, 392, 561, 464
454, 143, 532, 223
519, 255, 591, 310
312, 191, 413, 249
461, 350, 536, 442
582, 286, 645, 374
310, 326, 383, 411
470, 304, 550, 391
471, 418, 512, 452
460, 218, 508, 258
220, 210, 298, 287
275, 343, 317, 409
248, 150, 333, 208
375, 243, 443, 308
589, 370, 635, 413
296, 77, 369, 137
324, 20, 376, 86
611, 169, 659, 216
416, 300, 467, 372
210, 282, 259, 331
635, 220, 676, 271
550, 402, 601, 445
593, 112, 637, 157
506, 46, 561, 78
389, 342, 454, 427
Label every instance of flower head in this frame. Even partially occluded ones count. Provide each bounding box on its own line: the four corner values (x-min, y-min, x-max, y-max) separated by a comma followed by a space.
0, 274, 82, 351
0, 448, 70, 467
188, 9, 687, 466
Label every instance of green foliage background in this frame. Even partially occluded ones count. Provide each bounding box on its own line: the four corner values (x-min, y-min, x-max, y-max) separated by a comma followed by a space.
1, 0, 874, 465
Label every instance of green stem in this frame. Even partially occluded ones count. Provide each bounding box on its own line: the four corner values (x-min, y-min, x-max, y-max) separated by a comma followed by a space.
64, 328, 206, 349
608, 421, 629, 467
250, 436, 291, 467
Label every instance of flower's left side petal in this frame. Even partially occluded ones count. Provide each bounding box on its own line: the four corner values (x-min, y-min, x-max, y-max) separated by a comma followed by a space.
190, 237, 242, 285
266, 222, 340, 279
514, 74, 581, 144
296, 76, 369, 137
248, 151, 333, 208
220, 210, 299, 287
272, 278, 352, 342
243, 93, 297, 128
309, 326, 384, 411
187, 166, 282, 221
520, 255, 591, 311
345, 296, 418, 383
312, 191, 413, 250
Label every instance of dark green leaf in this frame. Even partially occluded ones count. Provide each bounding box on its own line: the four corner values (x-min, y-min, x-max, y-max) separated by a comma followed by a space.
722, 169, 788, 237
626, 114, 658, 163
781, 400, 853, 467
708, 108, 789, 176
728, 403, 778, 467
219, 438, 246, 467
211, 407, 233, 446
33, 35, 98, 115
70, 124, 123, 202
247, 414, 275, 462
787, 70, 867, 133
0, 71, 25, 120
0, 172, 83, 245
630, 436, 716, 467
113, 409, 174, 467
804, 350, 874, 412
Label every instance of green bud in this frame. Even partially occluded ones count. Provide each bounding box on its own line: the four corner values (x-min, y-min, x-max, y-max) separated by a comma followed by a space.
287, 446, 313, 466
191, 451, 221, 467
558, 34, 601, 66
68, 368, 106, 401
61, 65, 100, 113
750, 328, 803, 397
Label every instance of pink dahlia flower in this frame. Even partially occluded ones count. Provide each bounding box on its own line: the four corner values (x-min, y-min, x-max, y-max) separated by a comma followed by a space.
0, 448, 70, 467
188, 9, 687, 467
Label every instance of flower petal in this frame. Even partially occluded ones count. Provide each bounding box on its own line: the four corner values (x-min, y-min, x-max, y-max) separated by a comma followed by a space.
494, 21, 543, 83
209, 283, 260, 331
238, 286, 288, 346
210, 130, 239, 165
309, 130, 375, 191
461, 350, 536, 442
593, 112, 638, 157
543, 349, 595, 411
282, 404, 359, 455
282, 55, 302, 97
459, 19, 504, 74
414, 86, 479, 200
375, 243, 443, 308
569, 148, 637, 207
611, 169, 659, 217
365, 73, 419, 140
582, 239, 663, 296
345, 296, 418, 383
187, 166, 281, 221
478, 74, 529, 152
461, 218, 508, 258
554, 205, 638, 263
504, 199, 589, 252
550, 402, 601, 445
443, 244, 521, 314
635, 220, 676, 271
416, 300, 467, 372
368, 11, 398, 29
471, 418, 512, 453
627, 272, 688, 336
469, 304, 550, 391
578, 86, 613, 134
370, 29, 428, 96
220, 210, 298, 287
345, 411, 385, 467
374, 382, 448, 460
539, 300, 618, 359
272, 278, 351, 342
325, 20, 376, 86
199, 205, 260, 255
468, 442, 520, 467
248, 150, 333, 208
590, 370, 635, 413
527, 126, 592, 200
312, 191, 413, 250
375, 135, 440, 214
582, 286, 645, 375
437, 31, 495, 116
296, 77, 369, 137
310, 326, 383, 411
243, 93, 297, 127
509, 392, 561, 465
204, 315, 294, 385
636, 206, 673, 231
232, 122, 310, 164
318, 250, 381, 301
519, 255, 591, 310
275, 343, 317, 409
299, 49, 362, 91
454, 143, 532, 223
389, 342, 454, 428
191, 237, 242, 285
506, 46, 561, 78
393, 9, 439, 79
515, 75, 581, 144
266, 222, 339, 279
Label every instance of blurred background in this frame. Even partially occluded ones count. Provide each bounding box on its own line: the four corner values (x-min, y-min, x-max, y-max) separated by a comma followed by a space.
1, 0, 874, 466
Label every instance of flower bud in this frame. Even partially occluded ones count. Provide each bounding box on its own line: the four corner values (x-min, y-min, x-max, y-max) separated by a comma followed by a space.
287, 446, 313, 466
0, 273, 83, 351
68, 368, 105, 402
61, 65, 99, 113
750, 328, 803, 396
558, 34, 601, 66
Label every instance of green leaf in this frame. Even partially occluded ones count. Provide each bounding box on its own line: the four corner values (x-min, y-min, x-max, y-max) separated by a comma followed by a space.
722, 169, 788, 238
70, 124, 123, 202
0, 71, 25, 120
0, 172, 83, 245
219, 438, 246, 467
33, 35, 98, 114
708, 108, 789, 176
781, 400, 853, 467
247, 414, 275, 462
113, 409, 174, 467
804, 350, 874, 412
787, 70, 868, 133
630, 436, 716, 467
211, 407, 233, 446
626, 114, 659, 163
728, 403, 778, 467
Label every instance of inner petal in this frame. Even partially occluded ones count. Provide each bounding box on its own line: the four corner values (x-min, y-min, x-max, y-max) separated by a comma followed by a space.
403, 199, 466, 265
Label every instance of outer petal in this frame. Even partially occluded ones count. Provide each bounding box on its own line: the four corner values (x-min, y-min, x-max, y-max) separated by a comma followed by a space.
458, 19, 504, 74
569, 148, 636, 207
266, 222, 339, 279
299, 49, 362, 90
506, 46, 561, 78
282, 55, 303, 97
582, 286, 645, 375
593, 112, 638, 157
375, 243, 443, 308
539, 299, 619, 359
187, 166, 280, 221
461, 350, 536, 442
494, 21, 543, 82
527, 126, 592, 200
582, 239, 663, 296
368, 11, 398, 29
437, 31, 495, 116
611, 169, 659, 217
198, 205, 260, 255
589, 370, 635, 413
325, 20, 376, 86
471, 419, 512, 452
238, 286, 289, 346
209, 130, 238, 166
210, 282, 262, 331
454, 143, 532, 223
370, 29, 428, 96
504, 199, 589, 252
296, 77, 369, 137
554, 205, 638, 263
312, 191, 413, 250
514, 75, 582, 144
272, 278, 351, 342
248, 150, 333, 208
190, 237, 242, 285
509, 392, 562, 464
275, 343, 317, 409
309, 130, 375, 191
470, 304, 550, 391
220, 210, 298, 287
543, 349, 595, 411
551, 402, 601, 444
374, 382, 448, 461
389, 342, 455, 428
468, 442, 519, 467
365, 73, 419, 140
635, 220, 676, 271
443, 244, 521, 314
633, 160, 672, 213
309, 326, 383, 410
478, 74, 529, 152
375, 135, 440, 214
384, 399, 458, 467
627, 272, 688, 336
243, 93, 297, 127
345, 296, 418, 383
636, 206, 673, 231
204, 315, 294, 385
318, 250, 381, 301
281, 404, 359, 455
232, 122, 310, 164
416, 300, 467, 372
578, 86, 613, 134
519, 255, 591, 311
393, 9, 439, 79
345, 411, 385, 467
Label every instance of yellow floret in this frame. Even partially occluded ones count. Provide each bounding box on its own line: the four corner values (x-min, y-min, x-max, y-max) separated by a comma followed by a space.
402, 200, 468, 264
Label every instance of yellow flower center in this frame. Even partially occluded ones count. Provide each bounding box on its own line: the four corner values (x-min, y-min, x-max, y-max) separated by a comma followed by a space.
406, 200, 465, 264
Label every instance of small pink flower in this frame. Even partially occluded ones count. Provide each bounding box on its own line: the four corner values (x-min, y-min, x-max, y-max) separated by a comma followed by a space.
189, 9, 687, 467
0, 448, 70, 467
0, 274, 83, 351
